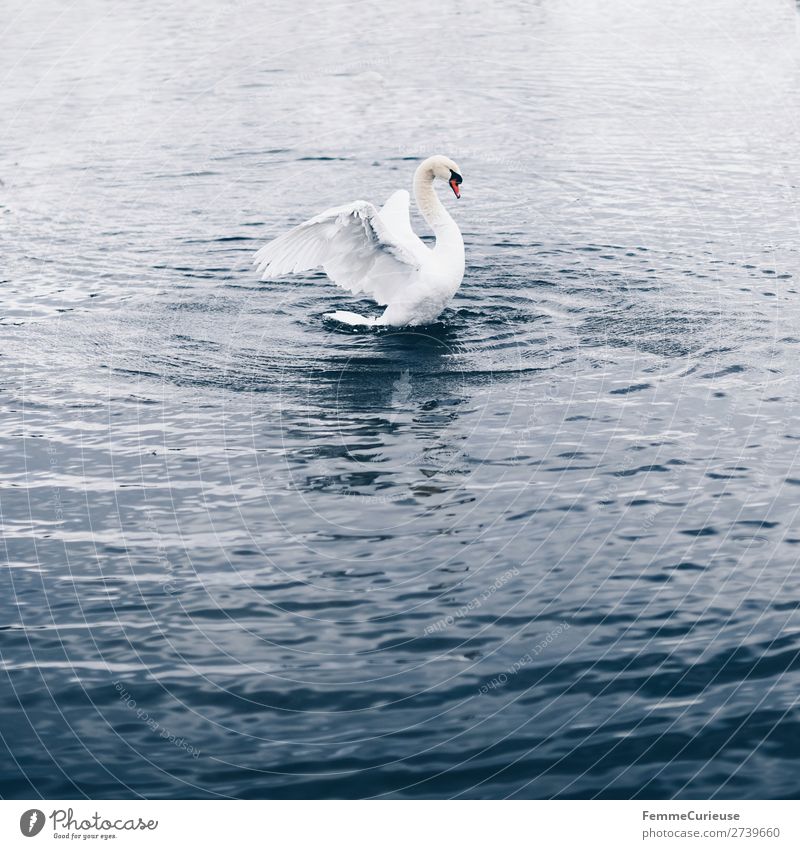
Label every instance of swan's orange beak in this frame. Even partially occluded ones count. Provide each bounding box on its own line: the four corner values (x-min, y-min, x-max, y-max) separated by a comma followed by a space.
449, 178, 461, 199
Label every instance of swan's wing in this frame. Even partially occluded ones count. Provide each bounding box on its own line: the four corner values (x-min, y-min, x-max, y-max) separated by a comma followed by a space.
254, 200, 420, 306
378, 190, 415, 242
378, 190, 428, 262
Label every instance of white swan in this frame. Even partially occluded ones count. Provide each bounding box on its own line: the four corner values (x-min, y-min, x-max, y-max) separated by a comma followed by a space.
254, 155, 465, 327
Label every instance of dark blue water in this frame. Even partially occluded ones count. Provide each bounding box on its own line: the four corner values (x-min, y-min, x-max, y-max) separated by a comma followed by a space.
2, 0, 800, 799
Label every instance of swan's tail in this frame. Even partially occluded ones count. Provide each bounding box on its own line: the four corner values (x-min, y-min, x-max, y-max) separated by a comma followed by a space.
324, 310, 379, 327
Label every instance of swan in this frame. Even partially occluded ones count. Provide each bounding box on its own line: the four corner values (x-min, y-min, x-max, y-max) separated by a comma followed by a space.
254, 155, 465, 327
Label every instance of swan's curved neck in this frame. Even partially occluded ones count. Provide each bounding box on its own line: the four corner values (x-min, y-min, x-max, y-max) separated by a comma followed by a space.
413, 163, 460, 248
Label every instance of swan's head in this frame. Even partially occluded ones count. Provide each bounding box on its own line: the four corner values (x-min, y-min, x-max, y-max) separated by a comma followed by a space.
426, 155, 463, 199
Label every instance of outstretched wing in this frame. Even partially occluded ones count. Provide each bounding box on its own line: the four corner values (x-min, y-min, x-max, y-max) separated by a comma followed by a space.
254, 200, 421, 306
378, 190, 427, 259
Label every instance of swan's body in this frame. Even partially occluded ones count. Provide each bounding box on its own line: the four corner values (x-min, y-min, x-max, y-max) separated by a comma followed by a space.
254, 155, 465, 327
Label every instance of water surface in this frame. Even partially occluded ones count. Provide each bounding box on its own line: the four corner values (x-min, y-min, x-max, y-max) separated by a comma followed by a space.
2, 0, 800, 798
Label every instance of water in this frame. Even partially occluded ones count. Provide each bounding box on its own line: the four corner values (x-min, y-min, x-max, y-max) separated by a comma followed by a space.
2, 0, 800, 799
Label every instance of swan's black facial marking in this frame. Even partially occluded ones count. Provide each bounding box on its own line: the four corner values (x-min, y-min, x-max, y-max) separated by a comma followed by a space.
448, 169, 462, 198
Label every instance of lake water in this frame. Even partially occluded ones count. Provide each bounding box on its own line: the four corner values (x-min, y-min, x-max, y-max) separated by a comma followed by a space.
2, 0, 800, 799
